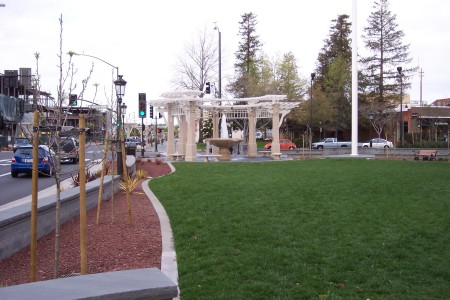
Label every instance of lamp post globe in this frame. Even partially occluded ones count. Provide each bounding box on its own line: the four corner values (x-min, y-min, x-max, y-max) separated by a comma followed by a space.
114, 75, 127, 98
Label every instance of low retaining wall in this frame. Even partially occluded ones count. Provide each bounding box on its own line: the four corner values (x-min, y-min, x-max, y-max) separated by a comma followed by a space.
0, 268, 178, 300
0, 175, 121, 260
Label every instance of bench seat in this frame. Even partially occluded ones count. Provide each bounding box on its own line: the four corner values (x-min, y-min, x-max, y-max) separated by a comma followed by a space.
168, 154, 185, 161
414, 149, 437, 161
197, 154, 222, 162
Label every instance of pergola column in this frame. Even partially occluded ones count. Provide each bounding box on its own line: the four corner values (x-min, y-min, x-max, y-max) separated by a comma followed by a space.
166, 103, 175, 156
185, 101, 197, 162
179, 115, 187, 155
271, 102, 281, 159
247, 107, 257, 157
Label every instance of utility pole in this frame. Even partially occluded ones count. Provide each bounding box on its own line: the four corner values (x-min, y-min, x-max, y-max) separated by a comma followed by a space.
419, 68, 424, 107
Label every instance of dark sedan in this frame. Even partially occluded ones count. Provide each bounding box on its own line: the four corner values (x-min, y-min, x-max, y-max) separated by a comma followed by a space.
11, 145, 55, 177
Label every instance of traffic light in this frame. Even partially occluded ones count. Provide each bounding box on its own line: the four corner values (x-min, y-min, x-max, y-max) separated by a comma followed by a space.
205, 82, 210, 94
69, 94, 77, 106
149, 105, 154, 118
138, 93, 146, 118
158, 113, 162, 119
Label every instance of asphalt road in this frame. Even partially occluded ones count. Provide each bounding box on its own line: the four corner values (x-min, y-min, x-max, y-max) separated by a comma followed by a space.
0, 144, 106, 206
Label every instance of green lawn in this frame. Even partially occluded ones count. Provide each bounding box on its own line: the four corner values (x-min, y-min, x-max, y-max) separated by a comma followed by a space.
149, 160, 450, 299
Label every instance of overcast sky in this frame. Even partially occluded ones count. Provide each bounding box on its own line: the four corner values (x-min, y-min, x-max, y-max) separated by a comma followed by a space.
1, 0, 449, 122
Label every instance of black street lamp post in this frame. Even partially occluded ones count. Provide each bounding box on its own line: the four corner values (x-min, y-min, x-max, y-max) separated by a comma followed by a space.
114, 75, 127, 176
369, 112, 374, 147
397, 67, 403, 148
72, 52, 127, 175
310, 72, 315, 132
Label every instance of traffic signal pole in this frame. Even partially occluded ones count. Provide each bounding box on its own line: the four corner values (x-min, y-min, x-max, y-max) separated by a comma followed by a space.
155, 116, 158, 152
138, 93, 147, 157
141, 118, 145, 157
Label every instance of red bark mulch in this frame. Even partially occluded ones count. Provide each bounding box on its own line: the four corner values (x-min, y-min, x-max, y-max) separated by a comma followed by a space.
0, 159, 172, 286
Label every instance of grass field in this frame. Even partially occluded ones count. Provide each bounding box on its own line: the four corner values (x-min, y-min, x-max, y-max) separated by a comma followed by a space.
149, 159, 449, 299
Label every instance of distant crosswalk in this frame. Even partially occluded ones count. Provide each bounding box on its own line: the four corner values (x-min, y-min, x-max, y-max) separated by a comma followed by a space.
0, 159, 11, 166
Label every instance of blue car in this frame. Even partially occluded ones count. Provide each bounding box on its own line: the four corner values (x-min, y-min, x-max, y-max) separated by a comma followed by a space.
11, 145, 55, 178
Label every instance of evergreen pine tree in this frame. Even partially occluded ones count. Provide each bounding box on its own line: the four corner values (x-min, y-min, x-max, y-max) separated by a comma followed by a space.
228, 12, 263, 98
316, 14, 352, 87
314, 14, 352, 135
361, 0, 416, 108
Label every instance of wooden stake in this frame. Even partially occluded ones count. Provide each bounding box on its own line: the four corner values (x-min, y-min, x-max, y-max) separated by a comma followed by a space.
30, 111, 39, 282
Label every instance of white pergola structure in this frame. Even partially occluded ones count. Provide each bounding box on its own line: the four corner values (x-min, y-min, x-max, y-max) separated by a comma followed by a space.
149, 91, 301, 161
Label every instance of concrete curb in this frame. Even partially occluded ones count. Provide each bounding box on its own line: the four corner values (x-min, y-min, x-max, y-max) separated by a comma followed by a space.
141, 162, 179, 299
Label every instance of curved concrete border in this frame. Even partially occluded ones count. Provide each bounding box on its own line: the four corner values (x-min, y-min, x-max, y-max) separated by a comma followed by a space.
141, 162, 179, 299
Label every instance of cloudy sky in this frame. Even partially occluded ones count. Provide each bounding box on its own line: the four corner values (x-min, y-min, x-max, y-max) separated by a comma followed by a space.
1, 0, 449, 122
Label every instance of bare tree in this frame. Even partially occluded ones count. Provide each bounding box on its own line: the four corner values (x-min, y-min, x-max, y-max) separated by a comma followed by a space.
172, 26, 218, 91
20, 15, 97, 278
172, 26, 218, 143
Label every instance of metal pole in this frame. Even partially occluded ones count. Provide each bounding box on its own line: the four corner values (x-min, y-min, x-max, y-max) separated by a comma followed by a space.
117, 98, 123, 176
141, 118, 145, 157
351, 0, 359, 155
218, 30, 222, 99
310, 77, 313, 129
79, 114, 87, 275
155, 116, 158, 152
400, 75, 403, 148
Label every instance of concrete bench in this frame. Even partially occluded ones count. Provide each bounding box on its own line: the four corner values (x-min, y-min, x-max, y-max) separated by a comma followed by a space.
0, 268, 178, 300
168, 154, 185, 161
259, 150, 272, 157
197, 154, 222, 162
272, 152, 282, 160
414, 149, 437, 161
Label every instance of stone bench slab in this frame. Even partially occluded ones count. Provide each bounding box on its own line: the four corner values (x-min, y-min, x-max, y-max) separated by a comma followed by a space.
0, 268, 178, 300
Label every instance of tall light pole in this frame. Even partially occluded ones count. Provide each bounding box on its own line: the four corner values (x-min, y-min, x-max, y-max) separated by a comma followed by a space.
114, 75, 127, 175
310, 72, 315, 131
214, 23, 221, 98
72, 52, 127, 175
369, 112, 374, 147
397, 66, 403, 148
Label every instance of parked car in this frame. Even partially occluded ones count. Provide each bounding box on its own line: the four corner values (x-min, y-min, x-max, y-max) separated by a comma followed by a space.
125, 138, 141, 148
264, 138, 297, 150
51, 137, 79, 164
312, 138, 352, 150
362, 138, 393, 149
11, 145, 55, 177
13, 137, 31, 152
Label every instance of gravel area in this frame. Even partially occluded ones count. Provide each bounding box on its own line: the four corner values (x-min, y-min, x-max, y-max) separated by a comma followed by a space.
0, 159, 172, 286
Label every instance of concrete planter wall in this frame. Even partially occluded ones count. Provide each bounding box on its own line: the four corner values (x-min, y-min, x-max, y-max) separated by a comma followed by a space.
0, 175, 121, 260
